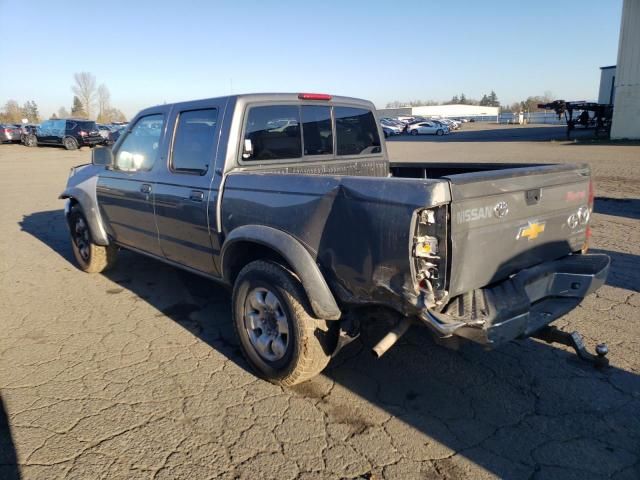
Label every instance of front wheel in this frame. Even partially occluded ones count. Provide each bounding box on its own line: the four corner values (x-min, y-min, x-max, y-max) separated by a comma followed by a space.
69, 205, 117, 273
25, 134, 38, 147
410, 129, 418, 136
232, 260, 337, 386
436, 129, 444, 136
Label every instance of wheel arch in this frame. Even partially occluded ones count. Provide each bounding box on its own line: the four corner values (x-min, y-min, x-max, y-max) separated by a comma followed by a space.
221, 225, 341, 320
59, 187, 110, 246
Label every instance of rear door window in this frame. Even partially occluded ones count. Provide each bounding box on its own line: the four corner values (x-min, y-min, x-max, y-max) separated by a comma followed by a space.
301, 106, 332, 156
335, 107, 381, 156
170, 108, 218, 174
243, 105, 301, 161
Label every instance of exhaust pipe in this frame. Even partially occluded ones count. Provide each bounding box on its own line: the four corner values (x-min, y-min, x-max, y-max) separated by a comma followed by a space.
372, 317, 412, 358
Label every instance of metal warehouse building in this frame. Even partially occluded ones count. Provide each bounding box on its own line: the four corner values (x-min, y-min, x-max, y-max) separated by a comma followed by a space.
611, 0, 640, 139
377, 104, 499, 121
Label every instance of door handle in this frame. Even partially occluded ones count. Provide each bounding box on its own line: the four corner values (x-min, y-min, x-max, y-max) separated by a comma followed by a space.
189, 190, 204, 202
140, 184, 152, 194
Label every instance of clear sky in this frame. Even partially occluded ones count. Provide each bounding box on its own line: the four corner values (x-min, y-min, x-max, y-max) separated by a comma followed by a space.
0, 0, 623, 119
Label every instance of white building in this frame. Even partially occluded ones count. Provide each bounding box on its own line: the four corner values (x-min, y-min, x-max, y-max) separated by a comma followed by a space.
378, 104, 499, 121
611, 0, 640, 139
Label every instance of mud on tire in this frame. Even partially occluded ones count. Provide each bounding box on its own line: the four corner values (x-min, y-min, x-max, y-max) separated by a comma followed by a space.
232, 260, 337, 386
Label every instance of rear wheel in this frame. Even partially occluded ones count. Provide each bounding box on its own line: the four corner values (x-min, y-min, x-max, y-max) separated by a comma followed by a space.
232, 260, 337, 386
436, 129, 444, 136
410, 129, 418, 136
63, 137, 78, 150
69, 205, 117, 273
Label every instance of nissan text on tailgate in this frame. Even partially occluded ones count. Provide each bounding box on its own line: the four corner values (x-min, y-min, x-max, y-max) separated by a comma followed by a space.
60, 93, 610, 385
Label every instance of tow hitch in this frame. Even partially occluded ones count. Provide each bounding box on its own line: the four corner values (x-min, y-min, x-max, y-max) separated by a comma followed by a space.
532, 326, 609, 368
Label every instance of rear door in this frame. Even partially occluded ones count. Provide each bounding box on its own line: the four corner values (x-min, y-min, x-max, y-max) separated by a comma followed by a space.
153, 103, 222, 275
96, 112, 167, 256
446, 164, 592, 297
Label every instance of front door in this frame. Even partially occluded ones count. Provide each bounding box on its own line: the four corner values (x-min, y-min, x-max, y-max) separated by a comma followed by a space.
154, 107, 221, 276
96, 113, 166, 256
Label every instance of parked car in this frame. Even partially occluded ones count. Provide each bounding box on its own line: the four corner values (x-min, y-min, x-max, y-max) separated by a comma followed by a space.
24, 119, 104, 150
438, 118, 460, 130
60, 92, 609, 385
407, 121, 448, 136
380, 120, 403, 136
0, 123, 22, 143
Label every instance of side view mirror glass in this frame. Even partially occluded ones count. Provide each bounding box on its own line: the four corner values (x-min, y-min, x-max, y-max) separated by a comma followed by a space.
242, 139, 253, 159
92, 146, 114, 167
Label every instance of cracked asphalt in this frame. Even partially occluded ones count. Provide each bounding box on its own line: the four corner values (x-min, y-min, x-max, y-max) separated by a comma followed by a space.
1, 125, 639, 479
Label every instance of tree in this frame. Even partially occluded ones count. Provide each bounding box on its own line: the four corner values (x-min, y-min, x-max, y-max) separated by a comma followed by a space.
57, 106, 70, 118
459, 93, 468, 104
97, 84, 111, 122
0, 100, 23, 123
479, 94, 489, 106
71, 72, 97, 118
488, 90, 499, 107
22, 100, 40, 122
50, 113, 58, 119
71, 96, 87, 118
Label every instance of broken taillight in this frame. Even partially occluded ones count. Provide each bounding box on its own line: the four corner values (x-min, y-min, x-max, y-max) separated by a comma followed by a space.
582, 178, 595, 254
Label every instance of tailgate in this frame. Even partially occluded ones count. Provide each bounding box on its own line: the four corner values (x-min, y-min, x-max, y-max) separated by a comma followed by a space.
446, 164, 592, 298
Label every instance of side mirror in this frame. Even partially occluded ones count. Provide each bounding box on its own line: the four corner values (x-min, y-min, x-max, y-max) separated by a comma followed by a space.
242, 139, 253, 159
92, 146, 114, 167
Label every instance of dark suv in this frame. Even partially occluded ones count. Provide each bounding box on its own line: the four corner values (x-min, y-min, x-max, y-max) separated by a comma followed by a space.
25, 119, 103, 150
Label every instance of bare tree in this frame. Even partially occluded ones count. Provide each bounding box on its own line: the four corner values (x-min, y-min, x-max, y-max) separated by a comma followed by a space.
0, 100, 23, 123
71, 72, 97, 119
97, 84, 111, 122
58, 106, 70, 118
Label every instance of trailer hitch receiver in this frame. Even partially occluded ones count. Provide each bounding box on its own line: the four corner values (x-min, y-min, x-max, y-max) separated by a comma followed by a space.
532, 326, 609, 368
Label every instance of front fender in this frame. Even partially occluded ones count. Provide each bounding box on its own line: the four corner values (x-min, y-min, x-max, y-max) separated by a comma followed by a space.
59, 168, 109, 245
221, 225, 341, 320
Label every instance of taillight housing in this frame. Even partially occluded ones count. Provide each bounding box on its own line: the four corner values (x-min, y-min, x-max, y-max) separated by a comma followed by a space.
582, 178, 595, 254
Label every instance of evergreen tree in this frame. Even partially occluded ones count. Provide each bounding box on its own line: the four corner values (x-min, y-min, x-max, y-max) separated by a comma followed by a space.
71, 96, 86, 118
488, 90, 499, 107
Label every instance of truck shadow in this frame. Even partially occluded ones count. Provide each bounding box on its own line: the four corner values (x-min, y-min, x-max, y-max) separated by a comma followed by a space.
0, 396, 20, 480
19, 209, 640, 478
594, 197, 640, 220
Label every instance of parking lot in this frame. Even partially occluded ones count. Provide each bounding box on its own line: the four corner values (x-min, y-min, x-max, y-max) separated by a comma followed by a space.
1, 124, 638, 479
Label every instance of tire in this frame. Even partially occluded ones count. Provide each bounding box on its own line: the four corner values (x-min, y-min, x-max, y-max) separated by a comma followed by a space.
25, 134, 38, 147
63, 137, 78, 150
232, 260, 337, 386
69, 205, 117, 273
410, 129, 418, 136
436, 129, 444, 136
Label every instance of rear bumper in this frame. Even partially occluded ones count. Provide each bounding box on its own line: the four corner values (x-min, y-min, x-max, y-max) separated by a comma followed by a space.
419, 254, 610, 347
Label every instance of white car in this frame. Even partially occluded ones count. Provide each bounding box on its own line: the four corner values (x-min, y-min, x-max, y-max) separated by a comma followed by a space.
407, 122, 448, 136
441, 119, 461, 130
380, 121, 403, 136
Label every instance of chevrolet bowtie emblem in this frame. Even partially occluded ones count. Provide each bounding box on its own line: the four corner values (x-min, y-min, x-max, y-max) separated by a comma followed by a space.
517, 221, 546, 240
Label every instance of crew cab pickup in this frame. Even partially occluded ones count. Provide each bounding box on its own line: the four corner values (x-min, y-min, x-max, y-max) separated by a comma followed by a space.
60, 93, 610, 385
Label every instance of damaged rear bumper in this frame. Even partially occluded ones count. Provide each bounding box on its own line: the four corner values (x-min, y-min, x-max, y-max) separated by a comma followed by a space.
419, 254, 610, 347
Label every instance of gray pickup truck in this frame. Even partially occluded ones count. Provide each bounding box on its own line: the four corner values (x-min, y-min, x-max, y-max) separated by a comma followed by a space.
60, 93, 610, 385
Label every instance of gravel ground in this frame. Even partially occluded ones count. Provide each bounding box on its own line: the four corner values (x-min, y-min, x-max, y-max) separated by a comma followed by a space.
1, 126, 638, 479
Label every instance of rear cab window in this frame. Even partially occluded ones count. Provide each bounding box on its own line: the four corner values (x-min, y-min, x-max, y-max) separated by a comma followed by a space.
241, 102, 380, 162
335, 107, 381, 156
